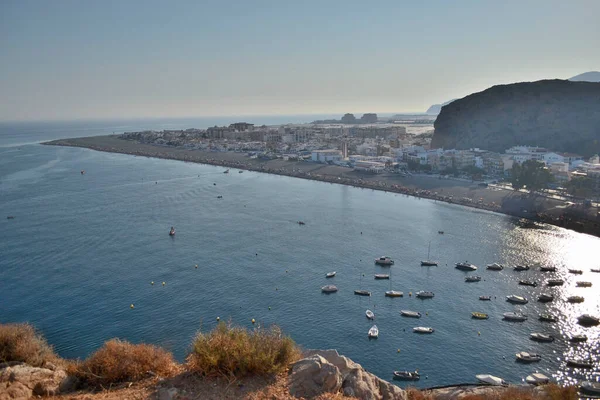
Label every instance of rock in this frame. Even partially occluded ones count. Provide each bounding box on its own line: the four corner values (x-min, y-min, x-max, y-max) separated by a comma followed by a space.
303, 349, 360, 378
157, 387, 179, 400
0, 363, 68, 398
342, 368, 406, 400
288, 355, 342, 398
0, 381, 31, 400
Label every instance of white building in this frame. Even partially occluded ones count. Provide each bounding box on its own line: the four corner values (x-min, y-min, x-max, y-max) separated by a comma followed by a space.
543, 152, 565, 165
311, 150, 343, 163
354, 161, 386, 173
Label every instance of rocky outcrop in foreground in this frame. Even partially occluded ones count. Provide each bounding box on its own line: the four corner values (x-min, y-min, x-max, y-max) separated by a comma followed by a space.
288, 349, 406, 399
0, 362, 74, 399
431, 79, 600, 156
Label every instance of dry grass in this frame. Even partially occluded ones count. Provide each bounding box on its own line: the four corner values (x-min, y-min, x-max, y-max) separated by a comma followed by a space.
406, 387, 434, 400
186, 322, 301, 379
71, 339, 178, 388
543, 383, 577, 400
0, 322, 60, 367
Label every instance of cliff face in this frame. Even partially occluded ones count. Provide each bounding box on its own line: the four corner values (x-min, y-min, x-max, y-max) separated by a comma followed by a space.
431, 80, 600, 156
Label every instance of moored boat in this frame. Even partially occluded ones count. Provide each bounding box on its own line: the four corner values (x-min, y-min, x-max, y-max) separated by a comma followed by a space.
519, 280, 537, 287
568, 295, 584, 303
385, 290, 403, 297
471, 312, 488, 320
576, 281, 592, 287
479, 295, 492, 301
591, 268, 600, 273
539, 265, 556, 272
537, 293, 554, 303
465, 276, 481, 282
506, 295, 528, 304
354, 290, 371, 296
368, 325, 379, 338
580, 381, 600, 396
374, 274, 390, 279
569, 334, 588, 343
420, 260, 438, 266
326, 271, 336, 278
455, 262, 477, 271
577, 314, 600, 326
566, 359, 593, 369
393, 370, 420, 381
513, 265, 529, 271
413, 326, 434, 334
169, 226, 176, 236
486, 263, 504, 271
375, 256, 394, 265
516, 352, 541, 362
546, 279, 564, 286
475, 374, 506, 386
568, 268, 583, 274
321, 285, 338, 293
415, 291, 434, 299
525, 373, 549, 386
539, 314, 557, 323
530, 332, 554, 342
503, 312, 527, 322
365, 309, 375, 320
400, 310, 421, 318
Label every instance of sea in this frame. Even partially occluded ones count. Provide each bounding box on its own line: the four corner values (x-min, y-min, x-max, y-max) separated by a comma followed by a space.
1, 118, 598, 388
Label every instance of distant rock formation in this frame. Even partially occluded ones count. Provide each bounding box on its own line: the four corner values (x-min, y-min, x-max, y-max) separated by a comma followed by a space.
569, 71, 600, 82
360, 113, 378, 124
312, 113, 379, 124
431, 80, 600, 156
341, 113, 357, 124
426, 99, 457, 115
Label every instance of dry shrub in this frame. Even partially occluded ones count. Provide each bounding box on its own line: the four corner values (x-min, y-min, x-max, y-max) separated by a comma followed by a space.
74, 339, 177, 387
0, 322, 59, 367
406, 387, 434, 400
187, 322, 301, 378
543, 383, 577, 400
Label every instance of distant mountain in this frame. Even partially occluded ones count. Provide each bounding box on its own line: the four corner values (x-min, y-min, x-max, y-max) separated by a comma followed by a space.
425, 99, 457, 115
569, 71, 600, 82
431, 80, 600, 156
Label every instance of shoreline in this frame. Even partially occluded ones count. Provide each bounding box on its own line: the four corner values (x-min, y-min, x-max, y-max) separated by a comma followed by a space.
42, 135, 600, 237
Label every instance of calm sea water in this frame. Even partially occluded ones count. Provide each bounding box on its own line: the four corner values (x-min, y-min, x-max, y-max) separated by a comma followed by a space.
1, 121, 599, 388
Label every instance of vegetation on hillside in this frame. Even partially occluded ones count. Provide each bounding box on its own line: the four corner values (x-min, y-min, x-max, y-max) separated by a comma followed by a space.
510, 160, 553, 192
0, 323, 60, 367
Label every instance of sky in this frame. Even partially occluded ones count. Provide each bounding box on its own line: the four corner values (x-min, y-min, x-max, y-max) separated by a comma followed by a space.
1, 0, 599, 121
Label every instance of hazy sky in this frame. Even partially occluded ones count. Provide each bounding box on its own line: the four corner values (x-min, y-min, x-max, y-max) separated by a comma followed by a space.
1, 0, 599, 121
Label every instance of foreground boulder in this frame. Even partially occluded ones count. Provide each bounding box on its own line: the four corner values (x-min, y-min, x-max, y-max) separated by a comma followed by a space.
0, 362, 68, 399
289, 350, 406, 400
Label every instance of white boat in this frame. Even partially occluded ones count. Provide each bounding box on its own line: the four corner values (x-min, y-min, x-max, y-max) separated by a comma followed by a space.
530, 332, 554, 342
539, 314, 557, 323
354, 290, 371, 296
465, 276, 481, 282
413, 326, 434, 334
415, 291, 434, 298
580, 381, 600, 395
325, 271, 336, 278
486, 263, 504, 270
374, 274, 390, 279
479, 295, 492, 301
400, 310, 422, 318
476, 374, 506, 386
455, 262, 477, 271
568, 295, 584, 303
368, 325, 379, 338
566, 359, 593, 369
537, 293, 553, 302
578, 314, 600, 326
471, 312, 488, 319
513, 265, 529, 271
366, 309, 375, 320
503, 312, 527, 322
576, 281, 592, 287
169, 227, 176, 236
321, 285, 338, 293
375, 256, 394, 265
516, 352, 541, 362
506, 295, 528, 304
420, 241, 438, 266
393, 370, 420, 381
385, 290, 403, 297
525, 373, 549, 386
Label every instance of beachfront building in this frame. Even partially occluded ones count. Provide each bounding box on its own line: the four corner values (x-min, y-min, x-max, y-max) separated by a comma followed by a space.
543, 152, 565, 165
311, 149, 343, 163
354, 160, 386, 173
505, 146, 547, 164
548, 162, 570, 184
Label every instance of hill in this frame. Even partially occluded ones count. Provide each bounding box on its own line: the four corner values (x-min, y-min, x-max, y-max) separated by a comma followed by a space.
426, 99, 456, 114
569, 71, 600, 82
431, 79, 600, 156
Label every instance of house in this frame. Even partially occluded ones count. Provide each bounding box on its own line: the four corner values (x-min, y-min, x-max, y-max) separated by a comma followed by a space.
311, 150, 343, 163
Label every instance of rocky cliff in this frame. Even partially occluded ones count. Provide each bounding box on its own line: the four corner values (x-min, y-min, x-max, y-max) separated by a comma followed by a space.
431, 80, 600, 156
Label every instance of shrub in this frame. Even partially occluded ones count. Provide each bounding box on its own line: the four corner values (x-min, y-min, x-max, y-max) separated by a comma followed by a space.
0, 323, 59, 367
73, 339, 177, 387
186, 322, 301, 378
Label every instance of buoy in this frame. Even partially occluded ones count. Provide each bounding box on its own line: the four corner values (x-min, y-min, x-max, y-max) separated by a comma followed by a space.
478, 331, 481, 336
268, 307, 271, 310
426, 312, 428, 315
130, 304, 134, 309
276, 288, 278, 291
195, 265, 198, 268
151, 281, 154, 285
162, 282, 166, 286
251, 318, 256, 324
409, 292, 412, 296
286, 270, 288, 273
397, 349, 400, 353
217, 317, 220, 321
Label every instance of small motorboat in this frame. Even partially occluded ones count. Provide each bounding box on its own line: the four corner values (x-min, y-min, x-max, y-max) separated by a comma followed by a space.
537, 293, 554, 303
368, 325, 379, 338
366, 310, 375, 320
516, 352, 541, 362
506, 295, 528, 304
438, 230, 444, 234
400, 310, 421, 318
80, 170, 85, 175
297, 221, 305, 225
577, 314, 600, 326
169, 227, 176, 236
568, 268, 583, 274
325, 271, 336, 278
479, 295, 492, 301
591, 268, 600, 273
539, 314, 557, 323
576, 281, 592, 287
547, 279, 564, 286
238, 170, 243, 173
465, 276, 482, 282
217, 195, 223, 199
354, 290, 371, 296
375, 256, 394, 265
420, 260, 438, 266
540, 265, 557, 272
580, 381, 600, 396
503, 312, 527, 322
321, 285, 338, 293
475, 374, 506, 386
415, 291, 434, 299
486, 263, 504, 271
223, 169, 229, 173
471, 312, 489, 320
513, 265, 530, 271
566, 359, 593, 369
519, 280, 537, 287
455, 262, 477, 271
530, 332, 554, 342
569, 334, 588, 343
568, 295, 584, 303
374, 274, 390, 279
525, 373, 549, 386
385, 290, 403, 297
393, 370, 420, 381
6, 216, 15, 219
413, 327, 434, 334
